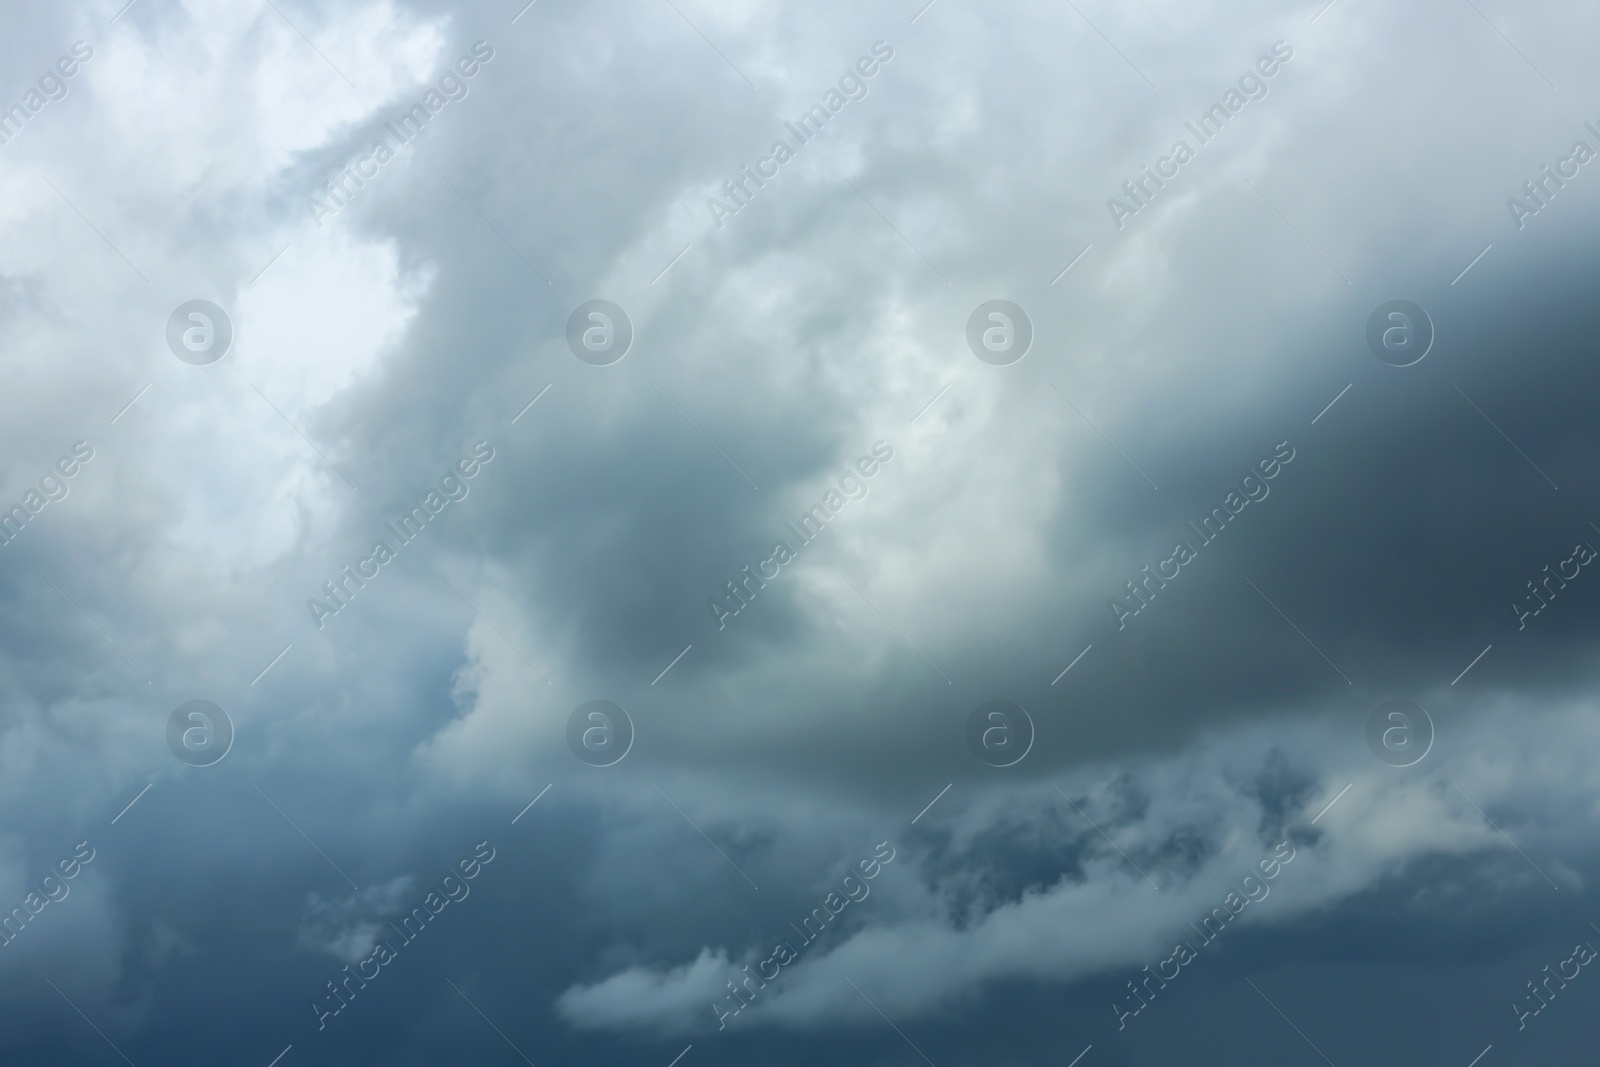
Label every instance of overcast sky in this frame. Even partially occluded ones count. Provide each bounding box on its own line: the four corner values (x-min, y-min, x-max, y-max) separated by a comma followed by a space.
2, 0, 1599, 1064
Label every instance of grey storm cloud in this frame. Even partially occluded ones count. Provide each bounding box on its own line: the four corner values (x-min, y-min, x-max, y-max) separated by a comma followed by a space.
1, 0, 1599, 1064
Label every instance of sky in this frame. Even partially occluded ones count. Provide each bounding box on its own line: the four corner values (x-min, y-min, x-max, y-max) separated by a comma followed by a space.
1, 0, 1598, 1064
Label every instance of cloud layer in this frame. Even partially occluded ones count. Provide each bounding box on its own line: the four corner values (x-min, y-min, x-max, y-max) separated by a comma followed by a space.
2, 1, 1599, 1064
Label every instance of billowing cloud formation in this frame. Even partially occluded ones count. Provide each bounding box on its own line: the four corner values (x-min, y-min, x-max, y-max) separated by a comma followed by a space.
2, 0, 1600, 1064
558, 700, 1599, 1034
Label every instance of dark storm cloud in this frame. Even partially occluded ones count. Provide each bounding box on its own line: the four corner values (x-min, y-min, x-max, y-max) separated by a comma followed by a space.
2, 0, 1600, 1064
